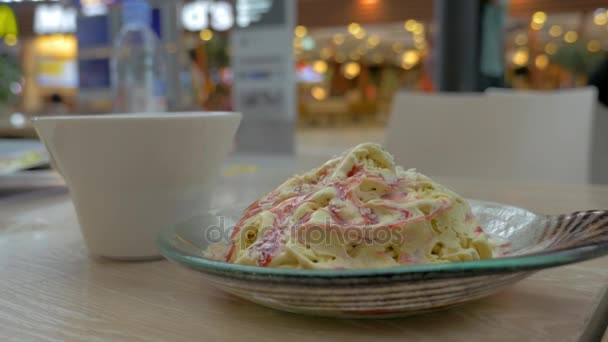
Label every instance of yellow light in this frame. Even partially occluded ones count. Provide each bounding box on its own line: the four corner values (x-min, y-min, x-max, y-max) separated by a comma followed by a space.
594, 12, 607, 26
512, 49, 529, 67
544, 42, 558, 55
348, 22, 361, 35
343, 62, 361, 79
535, 54, 549, 69
200, 29, 213, 41
530, 21, 543, 30
335, 52, 346, 63
0, 5, 18, 39
401, 49, 420, 68
356, 45, 367, 55
392, 42, 404, 53
320, 47, 332, 59
563, 31, 578, 43
412, 23, 424, 35
333, 33, 345, 45
532, 11, 547, 24
404, 19, 417, 32
415, 41, 427, 50
548, 25, 563, 37
353, 28, 366, 39
311, 86, 327, 101
587, 40, 601, 52
349, 51, 360, 60
294, 25, 307, 38
367, 34, 380, 47
293, 38, 302, 49
413, 34, 425, 44
514, 33, 527, 46
312, 60, 328, 74
34, 35, 77, 58
4, 34, 17, 46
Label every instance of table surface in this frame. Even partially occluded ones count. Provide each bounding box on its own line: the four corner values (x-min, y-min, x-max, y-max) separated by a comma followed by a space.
1, 157, 608, 342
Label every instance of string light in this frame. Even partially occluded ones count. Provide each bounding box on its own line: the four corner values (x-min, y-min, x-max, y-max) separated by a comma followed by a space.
199, 29, 213, 41
535, 54, 549, 69
347, 22, 361, 35
404, 19, 417, 32
530, 21, 543, 30
512, 48, 529, 66
544, 42, 558, 55
548, 25, 563, 37
563, 31, 578, 43
312, 60, 328, 74
401, 49, 420, 69
294, 25, 307, 38
532, 11, 547, 24
311, 86, 327, 100
593, 12, 607, 26
310, 86, 327, 101
353, 28, 366, 39
412, 23, 424, 35
342, 62, 361, 79
587, 40, 601, 52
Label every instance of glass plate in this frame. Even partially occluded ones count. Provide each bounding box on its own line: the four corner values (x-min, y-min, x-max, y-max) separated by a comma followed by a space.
158, 200, 608, 318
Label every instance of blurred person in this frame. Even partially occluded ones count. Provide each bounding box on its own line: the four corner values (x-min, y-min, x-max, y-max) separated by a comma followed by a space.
589, 57, 608, 107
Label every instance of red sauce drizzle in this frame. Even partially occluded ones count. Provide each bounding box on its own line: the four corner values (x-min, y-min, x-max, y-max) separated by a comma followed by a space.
227, 162, 456, 266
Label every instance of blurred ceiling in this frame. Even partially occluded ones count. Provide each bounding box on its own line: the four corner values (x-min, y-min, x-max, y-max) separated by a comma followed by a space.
299, 0, 608, 27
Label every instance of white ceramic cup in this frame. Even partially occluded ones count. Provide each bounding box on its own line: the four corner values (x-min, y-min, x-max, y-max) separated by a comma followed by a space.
33, 112, 242, 260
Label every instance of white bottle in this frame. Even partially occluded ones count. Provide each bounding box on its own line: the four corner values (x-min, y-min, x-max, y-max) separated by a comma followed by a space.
111, 0, 167, 113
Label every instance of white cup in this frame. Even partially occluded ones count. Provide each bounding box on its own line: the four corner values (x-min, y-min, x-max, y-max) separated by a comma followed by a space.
33, 112, 241, 260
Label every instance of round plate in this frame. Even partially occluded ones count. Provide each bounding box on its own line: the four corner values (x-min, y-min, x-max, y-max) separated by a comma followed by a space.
158, 200, 608, 318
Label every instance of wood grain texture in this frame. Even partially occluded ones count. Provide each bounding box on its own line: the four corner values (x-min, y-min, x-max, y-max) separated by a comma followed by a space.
1, 161, 608, 341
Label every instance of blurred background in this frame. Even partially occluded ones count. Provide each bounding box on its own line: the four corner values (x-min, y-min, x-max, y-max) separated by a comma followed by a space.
0, 0, 607, 185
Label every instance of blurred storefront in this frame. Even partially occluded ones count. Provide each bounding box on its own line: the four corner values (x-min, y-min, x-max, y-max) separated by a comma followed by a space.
294, 0, 608, 126
0, 0, 607, 136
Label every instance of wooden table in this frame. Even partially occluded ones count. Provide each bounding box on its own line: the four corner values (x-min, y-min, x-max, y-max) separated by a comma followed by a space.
1, 159, 608, 342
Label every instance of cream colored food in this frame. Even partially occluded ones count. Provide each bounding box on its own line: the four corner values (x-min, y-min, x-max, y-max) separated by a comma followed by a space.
226, 143, 493, 269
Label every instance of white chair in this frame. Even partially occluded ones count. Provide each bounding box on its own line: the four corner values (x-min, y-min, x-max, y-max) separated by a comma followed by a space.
386, 88, 597, 184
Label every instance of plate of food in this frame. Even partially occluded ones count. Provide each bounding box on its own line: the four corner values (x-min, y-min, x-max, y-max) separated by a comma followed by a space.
158, 143, 608, 318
